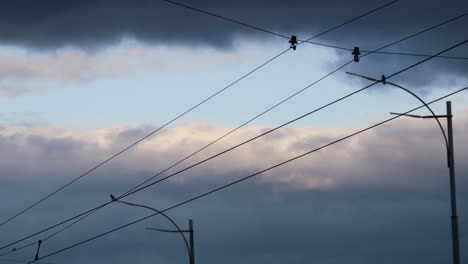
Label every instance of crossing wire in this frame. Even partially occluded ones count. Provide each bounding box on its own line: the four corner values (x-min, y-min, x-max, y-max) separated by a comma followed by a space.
31, 85, 468, 263
119, 10, 468, 198
0, 0, 399, 230
0, 5, 402, 255
27, 9, 468, 250
2, 38, 465, 256
0, 6, 464, 249
163, 0, 468, 60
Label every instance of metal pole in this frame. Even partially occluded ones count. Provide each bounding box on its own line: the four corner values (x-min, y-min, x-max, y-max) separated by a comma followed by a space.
447, 101, 460, 264
189, 220, 195, 264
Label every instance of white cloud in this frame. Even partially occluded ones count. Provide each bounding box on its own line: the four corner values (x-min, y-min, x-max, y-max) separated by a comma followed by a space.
0, 109, 466, 190
0, 42, 264, 97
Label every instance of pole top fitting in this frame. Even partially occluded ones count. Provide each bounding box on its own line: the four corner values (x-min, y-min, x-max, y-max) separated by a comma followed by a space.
289, 35, 298, 50
352, 47, 361, 62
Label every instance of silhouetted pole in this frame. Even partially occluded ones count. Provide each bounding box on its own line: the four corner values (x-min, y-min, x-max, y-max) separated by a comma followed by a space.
347, 72, 461, 264
446, 101, 460, 264
189, 219, 195, 264
390, 101, 460, 264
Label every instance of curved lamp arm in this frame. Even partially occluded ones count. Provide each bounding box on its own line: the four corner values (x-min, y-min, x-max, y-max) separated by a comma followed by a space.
345, 72, 449, 150
383, 81, 449, 150
111, 197, 191, 258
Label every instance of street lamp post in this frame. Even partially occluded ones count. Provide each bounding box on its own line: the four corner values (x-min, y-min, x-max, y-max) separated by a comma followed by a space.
391, 101, 459, 264
110, 195, 194, 264
146, 220, 195, 264
346, 73, 460, 264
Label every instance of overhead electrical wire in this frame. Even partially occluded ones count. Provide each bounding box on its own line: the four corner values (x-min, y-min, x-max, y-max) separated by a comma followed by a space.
0, 51, 289, 228
31, 81, 468, 262
0, 0, 399, 251
3, 38, 465, 256
120, 11, 468, 197
0, 6, 463, 250
0, 0, 399, 232
162, 0, 468, 60
22, 10, 468, 251
0, 259, 53, 264
0, 209, 100, 258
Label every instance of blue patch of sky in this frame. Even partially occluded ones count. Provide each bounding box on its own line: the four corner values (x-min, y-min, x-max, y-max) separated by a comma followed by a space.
0, 40, 465, 130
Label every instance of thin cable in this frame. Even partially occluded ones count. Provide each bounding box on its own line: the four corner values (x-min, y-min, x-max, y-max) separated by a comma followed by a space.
2, 36, 465, 255
4, 0, 396, 228
306, 40, 468, 60
0, 260, 53, 264
31, 85, 468, 263
162, 0, 400, 42
163, 0, 468, 60
0, 42, 289, 229
162, 0, 290, 39
0, 0, 401, 247
300, 0, 400, 43
121, 40, 468, 200
0, 208, 101, 258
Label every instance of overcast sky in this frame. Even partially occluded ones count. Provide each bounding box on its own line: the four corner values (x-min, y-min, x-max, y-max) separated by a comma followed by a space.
0, 1, 467, 264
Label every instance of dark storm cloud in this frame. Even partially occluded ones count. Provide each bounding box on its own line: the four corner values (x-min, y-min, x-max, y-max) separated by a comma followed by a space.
1, 0, 466, 50
1, 0, 466, 89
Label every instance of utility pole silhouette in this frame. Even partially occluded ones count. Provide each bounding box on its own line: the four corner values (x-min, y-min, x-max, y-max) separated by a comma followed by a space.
390, 101, 460, 264
346, 73, 461, 264
189, 220, 195, 264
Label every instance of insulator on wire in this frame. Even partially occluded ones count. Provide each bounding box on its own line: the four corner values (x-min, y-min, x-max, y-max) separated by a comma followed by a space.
352, 47, 361, 62
381, 75, 387, 85
289, 35, 298, 50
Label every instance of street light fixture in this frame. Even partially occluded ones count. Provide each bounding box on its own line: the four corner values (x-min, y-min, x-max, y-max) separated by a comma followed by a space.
110, 195, 194, 264
346, 72, 460, 264
146, 220, 195, 264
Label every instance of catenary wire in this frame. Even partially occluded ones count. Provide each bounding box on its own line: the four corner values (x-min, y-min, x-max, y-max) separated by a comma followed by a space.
31, 83, 468, 262
162, 0, 399, 41
115, 39, 467, 200
163, 0, 468, 60
3, 38, 464, 255
0, 260, 53, 264
120, 10, 468, 196
0, 49, 288, 228
0, 0, 398, 230
31, 9, 468, 246
0, 0, 401, 252
0, 209, 100, 258
1, 15, 464, 252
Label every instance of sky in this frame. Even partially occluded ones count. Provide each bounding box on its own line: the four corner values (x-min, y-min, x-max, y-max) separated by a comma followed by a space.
0, 1, 467, 264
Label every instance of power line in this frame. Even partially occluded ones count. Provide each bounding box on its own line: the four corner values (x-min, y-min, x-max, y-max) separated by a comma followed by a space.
0, 259, 53, 264
163, 0, 468, 60
113, 39, 468, 199
30, 10, 468, 248
1, 6, 464, 247
162, 0, 400, 42
0, 0, 398, 230
3, 38, 465, 255
31, 83, 468, 263
0, 49, 289, 228
0, 0, 399, 242
0, 208, 101, 259
162, 0, 290, 39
